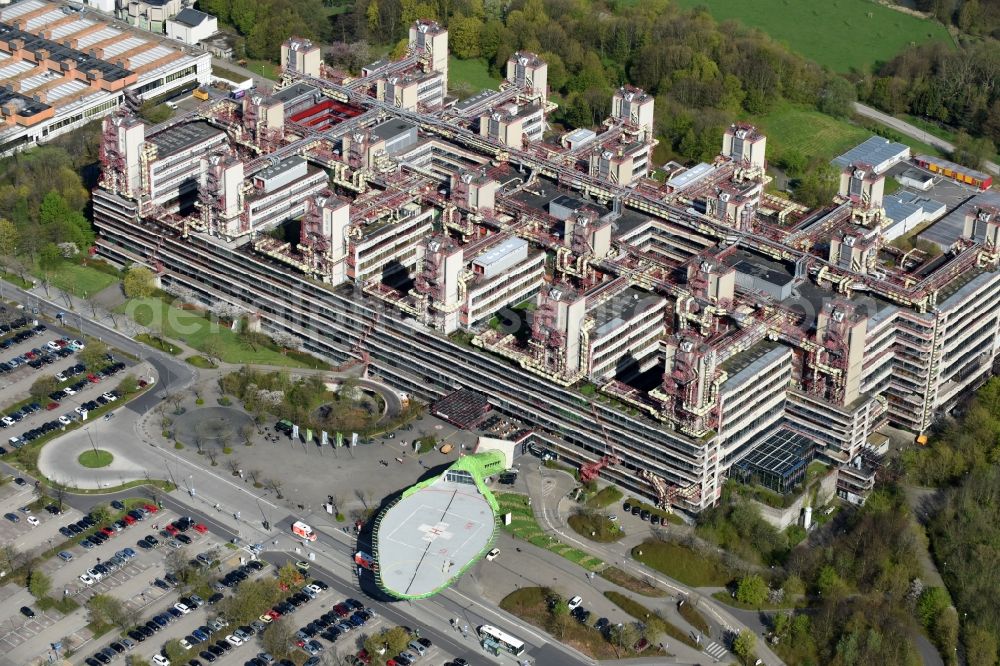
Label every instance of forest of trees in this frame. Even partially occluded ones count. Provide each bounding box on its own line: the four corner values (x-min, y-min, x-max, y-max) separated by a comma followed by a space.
0, 126, 101, 272
332, 0, 851, 166
906, 377, 1000, 666
859, 40, 1000, 164
196, 0, 336, 60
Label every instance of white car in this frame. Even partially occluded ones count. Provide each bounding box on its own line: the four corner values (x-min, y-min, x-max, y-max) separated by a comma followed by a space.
306, 584, 323, 596
102, 392, 117, 402
26, 516, 39, 526
74, 406, 88, 416
485, 548, 500, 561
87, 568, 104, 582
46, 341, 60, 351
58, 416, 71, 425
225, 634, 244, 647
78, 573, 96, 586
63, 387, 76, 396
1, 417, 14, 426
54, 372, 67, 381
151, 656, 170, 666
567, 595, 583, 611
178, 639, 192, 650
173, 602, 191, 614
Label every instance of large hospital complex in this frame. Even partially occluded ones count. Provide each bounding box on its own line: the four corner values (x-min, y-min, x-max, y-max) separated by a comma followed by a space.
9, 0, 995, 513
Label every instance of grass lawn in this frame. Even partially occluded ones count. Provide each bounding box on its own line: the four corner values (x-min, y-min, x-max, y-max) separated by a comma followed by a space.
212, 65, 250, 83
244, 59, 281, 80
586, 485, 623, 509
631, 540, 736, 587
673, 0, 950, 73
35, 260, 119, 298
599, 566, 667, 597
135, 333, 182, 355
604, 591, 699, 649
121, 297, 313, 367
77, 450, 113, 468
496, 493, 605, 571
750, 102, 871, 166
568, 511, 624, 542
678, 599, 710, 634
185, 355, 217, 369
449, 57, 500, 95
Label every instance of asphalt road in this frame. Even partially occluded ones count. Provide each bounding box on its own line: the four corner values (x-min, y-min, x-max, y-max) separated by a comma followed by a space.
854, 102, 1000, 176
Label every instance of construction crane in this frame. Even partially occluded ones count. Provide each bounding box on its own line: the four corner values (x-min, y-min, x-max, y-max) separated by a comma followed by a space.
579, 401, 620, 484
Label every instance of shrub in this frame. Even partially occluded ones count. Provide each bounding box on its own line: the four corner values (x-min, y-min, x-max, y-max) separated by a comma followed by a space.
218, 396, 232, 406
222, 447, 233, 455
174, 442, 184, 450
195, 398, 205, 405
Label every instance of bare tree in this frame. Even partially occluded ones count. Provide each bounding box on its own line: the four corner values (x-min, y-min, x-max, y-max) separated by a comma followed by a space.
193, 434, 205, 454
266, 478, 284, 499
218, 430, 232, 450
239, 423, 254, 446
205, 448, 218, 466
330, 493, 344, 515
248, 470, 262, 487
227, 457, 242, 476
355, 488, 368, 509
167, 392, 185, 415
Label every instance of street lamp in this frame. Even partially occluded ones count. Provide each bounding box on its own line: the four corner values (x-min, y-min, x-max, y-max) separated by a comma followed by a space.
188, 475, 195, 497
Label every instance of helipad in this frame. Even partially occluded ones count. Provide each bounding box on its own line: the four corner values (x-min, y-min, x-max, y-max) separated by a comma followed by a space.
373, 450, 505, 599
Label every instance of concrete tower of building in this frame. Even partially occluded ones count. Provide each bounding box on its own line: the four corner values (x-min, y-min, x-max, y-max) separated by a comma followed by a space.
409, 19, 448, 79
839, 162, 885, 209
964, 205, 1000, 247
506, 52, 548, 105
611, 85, 654, 141
281, 37, 322, 77
722, 123, 767, 170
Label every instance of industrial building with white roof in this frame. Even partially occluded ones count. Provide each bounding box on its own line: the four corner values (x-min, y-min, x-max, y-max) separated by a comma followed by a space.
0, 0, 209, 154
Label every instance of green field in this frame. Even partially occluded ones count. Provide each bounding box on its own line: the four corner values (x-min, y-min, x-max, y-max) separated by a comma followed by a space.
749, 102, 870, 165
121, 297, 312, 367
36, 260, 119, 298
674, 0, 951, 72
449, 57, 500, 95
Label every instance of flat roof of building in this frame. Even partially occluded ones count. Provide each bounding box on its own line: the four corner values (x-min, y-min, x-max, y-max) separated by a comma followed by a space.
591, 285, 656, 336
732, 254, 794, 288
832, 136, 909, 173
271, 82, 316, 104
372, 118, 416, 142
375, 477, 495, 598
149, 121, 224, 157
919, 190, 1000, 248
667, 162, 714, 190
472, 236, 526, 267
454, 89, 498, 112
255, 154, 305, 181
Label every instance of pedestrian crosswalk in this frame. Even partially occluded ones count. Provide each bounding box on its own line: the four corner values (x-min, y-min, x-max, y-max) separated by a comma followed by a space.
703, 641, 728, 660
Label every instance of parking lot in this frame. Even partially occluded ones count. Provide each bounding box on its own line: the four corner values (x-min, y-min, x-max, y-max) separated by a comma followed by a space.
0, 313, 134, 456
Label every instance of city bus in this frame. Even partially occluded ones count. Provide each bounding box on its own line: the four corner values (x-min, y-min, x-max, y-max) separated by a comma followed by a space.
478, 625, 525, 656
291, 520, 317, 542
